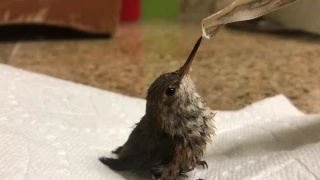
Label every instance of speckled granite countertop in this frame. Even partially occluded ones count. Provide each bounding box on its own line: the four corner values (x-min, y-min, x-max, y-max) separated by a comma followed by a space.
1, 21, 320, 113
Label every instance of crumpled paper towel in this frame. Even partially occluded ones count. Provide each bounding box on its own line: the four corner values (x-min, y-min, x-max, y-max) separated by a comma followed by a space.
0, 64, 319, 180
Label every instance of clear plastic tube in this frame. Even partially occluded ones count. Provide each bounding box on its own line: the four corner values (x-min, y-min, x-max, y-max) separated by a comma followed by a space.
201, 0, 299, 39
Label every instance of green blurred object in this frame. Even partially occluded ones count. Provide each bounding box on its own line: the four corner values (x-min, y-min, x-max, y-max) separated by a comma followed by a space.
142, 0, 179, 19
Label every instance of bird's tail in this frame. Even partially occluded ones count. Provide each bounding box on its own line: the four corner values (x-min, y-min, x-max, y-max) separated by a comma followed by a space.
99, 157, 143, 171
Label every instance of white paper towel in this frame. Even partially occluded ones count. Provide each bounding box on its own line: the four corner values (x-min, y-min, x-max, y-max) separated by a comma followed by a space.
0, 64, 319, 180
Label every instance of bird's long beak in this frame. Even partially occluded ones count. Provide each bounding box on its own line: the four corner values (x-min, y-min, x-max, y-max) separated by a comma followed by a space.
179, 36, 202, 78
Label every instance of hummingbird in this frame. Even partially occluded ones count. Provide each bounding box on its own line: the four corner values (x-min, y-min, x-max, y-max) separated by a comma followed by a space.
99, 36, 215, 180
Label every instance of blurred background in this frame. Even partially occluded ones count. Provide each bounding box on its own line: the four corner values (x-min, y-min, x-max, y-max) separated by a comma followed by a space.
0, 0, 319, 113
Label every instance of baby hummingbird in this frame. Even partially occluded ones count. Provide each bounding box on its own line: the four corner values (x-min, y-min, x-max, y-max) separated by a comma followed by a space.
99, 36, 215, 180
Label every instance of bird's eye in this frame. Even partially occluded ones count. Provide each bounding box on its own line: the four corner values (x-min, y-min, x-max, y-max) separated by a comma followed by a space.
165, 88, 175, 96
